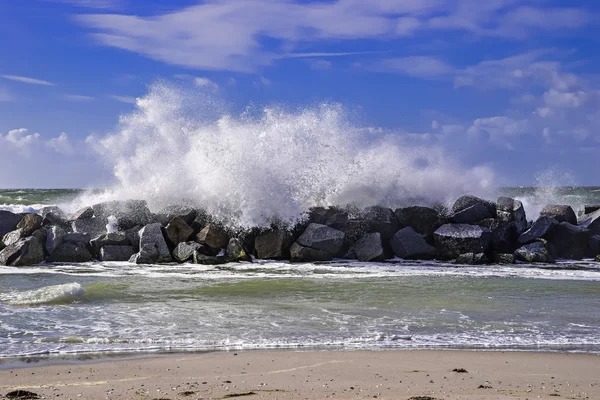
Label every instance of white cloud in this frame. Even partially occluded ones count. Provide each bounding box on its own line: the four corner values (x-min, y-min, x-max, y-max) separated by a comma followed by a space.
45, 0, 123, 9
377, 56, 453, 78
64, 94, 95, 102
109, 95, 137, 104
0, 86, 13, 102
47, 132, 74, 155
396, 17, 421, 36
194, 77, 220, 91
309, 59, 332, 70
1, 74, 56, 86
227, 77, 237, 86
543, 89, 587, 109
254, 76, 272, 87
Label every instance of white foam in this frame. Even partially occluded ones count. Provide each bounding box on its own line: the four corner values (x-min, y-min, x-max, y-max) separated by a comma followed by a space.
0, 203, 48, 214
79, 82, 495, 228
0, 282, 86, 306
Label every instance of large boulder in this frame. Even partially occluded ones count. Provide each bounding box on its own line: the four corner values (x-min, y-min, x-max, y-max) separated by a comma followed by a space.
362, 206, 400, 240
307, 207, 349, 230
100, 245, 135, 262
155, 205, 198, 226
296, 223, 345, 255
449, 203, 492, 224
48, 242, 94, 263
496, 197, 527, 234
91, 200, 152, 230
584, 205, 600, 215
125, 225, 142, 252
479, 219, 518, 254
2, 229, 27, 247
0, 237, 45, 266
254, 229, 293, 259
390, 227, 436, 260
433, 224, 492, 259
514, 242, 555, 263
16, 214, 43, 236
90, 233, 130, 257
290, 242, 332, 262
394, 206, 445, 242
64, 232, 91, 244
71, 206, 94, 220
452, 195, 497, 217
518, 216, 558, 245
353, 233, 386, 262
71, 218, 106, 239
455, 252, 488, 265
578, 209, 600, 236
0, 210, 23, 237
129, 223, 172, 264
545, 222, 591, 260
45, 225, 66, 255
193, 251, 227, 265
226, 238, 251, 262
165, 217, 194, 247
196, 224, 229, 249
172, 241, 203, 263
540, 205, 577, 225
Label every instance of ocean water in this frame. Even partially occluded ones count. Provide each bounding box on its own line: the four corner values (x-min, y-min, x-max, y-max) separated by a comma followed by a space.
1, 188, 600, 359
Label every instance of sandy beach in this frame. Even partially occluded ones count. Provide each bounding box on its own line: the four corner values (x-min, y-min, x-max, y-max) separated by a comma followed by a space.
0, 350, 598, 399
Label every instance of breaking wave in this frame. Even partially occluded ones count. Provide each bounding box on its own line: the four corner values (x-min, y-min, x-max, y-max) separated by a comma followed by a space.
1, 283, 86, 306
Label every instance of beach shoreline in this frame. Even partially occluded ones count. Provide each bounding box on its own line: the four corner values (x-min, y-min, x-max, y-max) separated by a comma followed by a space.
1, 349, 598, 399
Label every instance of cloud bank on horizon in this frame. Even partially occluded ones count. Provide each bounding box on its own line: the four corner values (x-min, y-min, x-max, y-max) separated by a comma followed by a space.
0, 0, 599, 188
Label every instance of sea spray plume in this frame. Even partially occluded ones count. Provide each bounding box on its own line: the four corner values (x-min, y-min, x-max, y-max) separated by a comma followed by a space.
84, 82, 495, 229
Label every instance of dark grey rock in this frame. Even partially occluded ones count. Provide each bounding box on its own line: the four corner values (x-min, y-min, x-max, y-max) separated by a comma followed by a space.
588, 235, 600, 258
452, 195, 497, 216
545, 222, 591, 260
125, 225, 142, 252
92, 200, 152, 230
90, 233, 130, 257
494, 253, 515, 264
193, 251, 227, 265
0, 210, 23, 237
0, 237, 45, 266
433, 224, 492, 259
518, 216, 558, 244
45, 226, 66, 255
226, 238, 250, 262
196, 224, 229, 249
394, 206, 445, 242
514, 242, 555, 263
38, 205, 67, 219
47, 242, 93, 263
578, 209, 600, 236
64, 232, 91, 244
100, 245, 135, 262
455, 252, 488, 265
71, 218, 106, 238
165, 217, 194, 247
479, 219, 518, 254
496, 197, 527, 234
290, 242, 332, 262
71, 206, 94, 220
296, 223, 345, 255
130, 223, 172, 264
540, 205, 577, 225
173, 241, 202, 263
31, 228, 47, 249
390, 227, 436, 260
362, 206, 400, 240
449, 203, 492, 224
254, 229, 293, 259
156, 205, 198, 226
584, 205, 600, 215
16, 214, 43, 236
353, 233, 386, 262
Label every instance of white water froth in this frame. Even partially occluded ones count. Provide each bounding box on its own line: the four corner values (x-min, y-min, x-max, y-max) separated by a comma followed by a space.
82, 82, 494, 228
0, 282, 85, 306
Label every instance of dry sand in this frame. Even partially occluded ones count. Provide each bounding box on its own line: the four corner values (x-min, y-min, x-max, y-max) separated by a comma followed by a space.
1, 350, 599, 399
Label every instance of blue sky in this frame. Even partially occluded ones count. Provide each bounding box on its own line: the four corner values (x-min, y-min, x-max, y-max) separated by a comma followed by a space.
1, 0, 599, 188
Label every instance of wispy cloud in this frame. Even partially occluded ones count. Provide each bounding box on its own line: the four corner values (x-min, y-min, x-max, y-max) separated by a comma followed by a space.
1, 74, 56, 86
45, 0, 123, 9
376, 56, 453, 78
193, 77, 219, 91
0, 86, 13, 102
109, 94, 137, 104
64, 94, 95, 102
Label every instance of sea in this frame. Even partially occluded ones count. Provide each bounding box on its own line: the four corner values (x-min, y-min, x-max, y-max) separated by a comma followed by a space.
1, 187, 600, 362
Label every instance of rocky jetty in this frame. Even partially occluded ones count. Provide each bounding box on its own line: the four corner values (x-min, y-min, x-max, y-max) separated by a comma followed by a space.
2, 195, 600, 267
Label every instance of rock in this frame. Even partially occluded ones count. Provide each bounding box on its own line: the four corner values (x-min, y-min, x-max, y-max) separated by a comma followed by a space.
64, 232, 91, 244
173, 241, 202, 263
433, 224, 492, 260
48, 242, 93, 263
41, 211, 69, 229
308, 207, 348, 229
71, 206, 94, 220
16, 214, 43, 236
455, 252, 488, 265
588, 235, 600, 258
390, 227, 436, 260
90, 233, 130, 257
165, 217, 194, 247
514, 242, 555, 263
578, 209, 600, 236
0, 210, 23, 237
545, 222, 591, 260
452, 195, 497, 216
394, 206, 445, 242
126, 225, 142, 252
479, 219, 518, 254
494, 253, 515, 264
31, 228, 47, 248
0, 242, 4, 252
596, 254, 600, 262
45, 226, 66, 255
584, 205, 600, 215
2, 229, 26, 247
71, 218, 106, 238
290, 242, 333, 262
496, 197, 527, 234
156, 205, 198, 226
129, 223, 172, 264
518, 216, 558, 245
226, 238, 250, 262
38, 205, 66, 219
296, 223, 345, 255
540, 205, 577, 225
0, 237, 45, 266
193, 251, 227, 265
100, 245, 135, 262
340, 219, 370, 244
196, 224, 229, 249
449, 203, 492, 224
362, 206, 400, 240
254, 229, 293, 259
92, 200, 152, 230
353, 233, 386, 262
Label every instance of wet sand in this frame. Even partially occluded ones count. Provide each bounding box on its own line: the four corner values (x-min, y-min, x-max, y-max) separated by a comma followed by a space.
1, 350, 599, 399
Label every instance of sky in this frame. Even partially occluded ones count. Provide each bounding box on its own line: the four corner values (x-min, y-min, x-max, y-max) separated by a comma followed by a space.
1, 0, 599, 188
